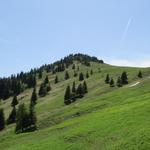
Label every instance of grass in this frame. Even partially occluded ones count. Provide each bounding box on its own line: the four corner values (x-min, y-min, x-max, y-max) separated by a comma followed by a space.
0, 62, 150, 150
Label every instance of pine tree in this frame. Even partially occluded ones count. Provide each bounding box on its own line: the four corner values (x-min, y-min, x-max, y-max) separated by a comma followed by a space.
76, 84, 84, 98
72, 81, 76, 93
77, 66, 80, 71
46, 83, 51, 92
79, 72, 84, 81
55, 75, 58, 84
71, 82, 76, 102
110, 78, 115, 87
11, 96, 18, 107
29, 103, 37, 130
0, 108, 5, 131
138, 70, 143, 78
64, 86, 71, 105
105, 74, 110, 84
7, 107, 16, 125
86, 71, 89, 78
65, 71, 70, 80
15, 103, 26, 133
121, 71, 128, 84
83, 81, 88, 93
44, 75, 49, 85
15, 103, 37, 133
31, 87, 37, 105
39, 83, 47, 97
74, 71, 78, 77
38, 71, 42, 79
116, 77, 122, 87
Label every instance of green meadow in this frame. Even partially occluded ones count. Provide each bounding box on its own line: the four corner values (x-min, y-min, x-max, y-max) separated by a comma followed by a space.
1, 62, 150, 150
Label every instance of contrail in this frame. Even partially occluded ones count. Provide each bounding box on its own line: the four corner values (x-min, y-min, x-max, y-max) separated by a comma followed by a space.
121, 18, 132, 41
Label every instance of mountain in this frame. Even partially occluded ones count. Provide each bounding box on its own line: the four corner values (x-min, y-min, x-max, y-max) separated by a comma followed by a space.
0, 54, 150, 150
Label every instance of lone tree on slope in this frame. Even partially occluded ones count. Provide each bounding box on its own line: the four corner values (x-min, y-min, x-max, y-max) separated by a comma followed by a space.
83, 81, 88, 94
72, 81, 76, 93
44, 75, 49, 85
105, 74, 110, 84
7, 107, 17, 125
39, 83, 47, 97
138, 70, 143, 78
11, 95, 18, 108
64, 85, 71, 105
79, 72, 84, 81
65, 71, 70, 80
116, 77, 122, 87
86, 71, 89, 78
74, 71, 78, 77
7, 96, 18, 125
31, 87, 37, 105
110, 78, 115, 87
76, 83, 84, 98
121, 71, 128, 84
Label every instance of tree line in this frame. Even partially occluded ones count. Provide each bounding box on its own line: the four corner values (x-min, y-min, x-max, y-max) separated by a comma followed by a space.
0, 54, 103, 101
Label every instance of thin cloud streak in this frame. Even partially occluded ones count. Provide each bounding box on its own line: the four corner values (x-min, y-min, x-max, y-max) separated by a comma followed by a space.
121, 18, 132, 41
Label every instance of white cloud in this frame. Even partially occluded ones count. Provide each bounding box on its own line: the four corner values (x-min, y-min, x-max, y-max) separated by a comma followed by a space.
106, 59, 150, 68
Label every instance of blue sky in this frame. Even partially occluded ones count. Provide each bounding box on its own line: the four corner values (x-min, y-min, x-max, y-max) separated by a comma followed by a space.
0, 0, 150, 77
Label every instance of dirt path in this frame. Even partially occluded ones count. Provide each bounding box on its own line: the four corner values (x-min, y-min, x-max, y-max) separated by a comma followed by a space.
129, 82, 140, 87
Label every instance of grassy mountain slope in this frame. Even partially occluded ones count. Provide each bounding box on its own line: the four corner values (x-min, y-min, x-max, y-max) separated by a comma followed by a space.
1, 61, 150, 150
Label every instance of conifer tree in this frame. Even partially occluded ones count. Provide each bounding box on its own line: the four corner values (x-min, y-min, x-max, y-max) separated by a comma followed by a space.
8, 96, 18, 125
15, 103, 37, 133
74, 71, 78, 77
65, 71, 70, 80
121, 71, 128, 84
29, 103, 37, 129
39, 83, 47, 97
31, 87, 37, 105
138, 70, 143, 78
86, 71, 89, 78
44, 75, 49, 85
79, 72, 84, 81
72, 81, 76, 93
38, 71, 42, 79
83, 81, 88, 94
0, 108, 5, 131
55, 75, 58, 84
11, 95, 18, 107
76, 83, 84, 98
105, 74, 110, 84
116, 77, 122, 87
15, 103, 26, 133
7, 107, 16, 125
71, 81, 76, 102
77, 66, 80, 71
46, 83, 51, 92
64, 85, 71, 105
110, 78, 115, 87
